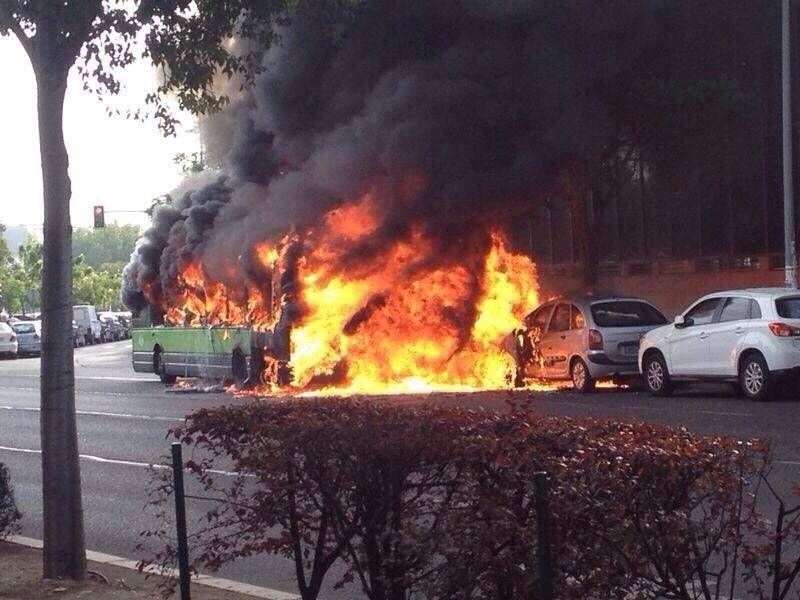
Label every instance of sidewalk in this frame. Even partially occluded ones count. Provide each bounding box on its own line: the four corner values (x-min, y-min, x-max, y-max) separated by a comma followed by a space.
0, 540, 277, 600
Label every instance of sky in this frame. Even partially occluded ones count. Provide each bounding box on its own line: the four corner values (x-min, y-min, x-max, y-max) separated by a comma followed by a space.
0, 36, 200, 231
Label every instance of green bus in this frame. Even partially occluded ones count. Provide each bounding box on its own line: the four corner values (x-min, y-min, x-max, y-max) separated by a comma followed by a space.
131, 311, 292, 388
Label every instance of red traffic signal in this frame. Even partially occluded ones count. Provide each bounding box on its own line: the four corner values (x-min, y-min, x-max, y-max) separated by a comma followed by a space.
93, 205, 105, 228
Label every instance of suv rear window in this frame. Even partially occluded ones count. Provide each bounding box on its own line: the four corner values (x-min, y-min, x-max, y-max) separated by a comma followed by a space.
12, 323, 35, 334
776, 296, 800, 319
590, 301, 667, 328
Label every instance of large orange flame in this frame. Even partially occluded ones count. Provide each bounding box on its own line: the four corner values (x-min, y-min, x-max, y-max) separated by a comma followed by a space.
155, 195, 540, 394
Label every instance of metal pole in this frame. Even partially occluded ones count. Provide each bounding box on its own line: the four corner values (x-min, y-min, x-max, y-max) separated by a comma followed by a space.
783, 0, 798, 288
171, 443, 191, 600
533, 471, 553, 600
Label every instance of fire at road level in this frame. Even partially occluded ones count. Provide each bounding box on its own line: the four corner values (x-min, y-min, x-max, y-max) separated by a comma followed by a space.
132, 195, 540, 393
122, 1, 627, 394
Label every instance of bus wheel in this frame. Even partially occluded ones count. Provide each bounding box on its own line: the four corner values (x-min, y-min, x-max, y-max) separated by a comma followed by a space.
154, 347, 176, 384
232, 350, 249, 390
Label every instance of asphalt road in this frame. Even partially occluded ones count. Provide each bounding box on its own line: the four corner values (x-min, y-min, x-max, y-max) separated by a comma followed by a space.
1, 341, 799, 598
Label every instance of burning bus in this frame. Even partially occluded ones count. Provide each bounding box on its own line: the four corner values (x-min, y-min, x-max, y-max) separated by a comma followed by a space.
126, 198, 540, 394
131, 236, 297, 388
118, 2, 580, 394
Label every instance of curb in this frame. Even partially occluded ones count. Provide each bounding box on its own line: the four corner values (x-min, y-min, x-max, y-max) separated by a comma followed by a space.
8, 535, 300, 600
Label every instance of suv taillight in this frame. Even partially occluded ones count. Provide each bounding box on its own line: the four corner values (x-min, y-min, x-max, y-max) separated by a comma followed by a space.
768, 322, 800, 337
588, 328, 604, 350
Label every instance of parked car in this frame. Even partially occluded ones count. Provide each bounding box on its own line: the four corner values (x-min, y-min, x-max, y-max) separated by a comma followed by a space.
639, 288, 800, 401
72, 321, 85, 348
0, 321, 18, 358
507, 293, 668, 391
114, 312, 132, 339
72, 305, 102, 345
99, 313, 124, 342
11, 321, 41, 356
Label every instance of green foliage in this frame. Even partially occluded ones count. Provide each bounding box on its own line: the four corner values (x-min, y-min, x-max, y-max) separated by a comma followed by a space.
173, 151, 206, 174
0, 234, 39, 313
0, 224, 10, 266
0, 236, 125, 312
72, 259, 122, 310
133, 0, 365, 133
72, 224, 140, 269
134, 0, 290, 133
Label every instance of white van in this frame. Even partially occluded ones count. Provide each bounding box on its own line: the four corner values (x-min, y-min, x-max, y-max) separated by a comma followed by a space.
72, 305, 101, 345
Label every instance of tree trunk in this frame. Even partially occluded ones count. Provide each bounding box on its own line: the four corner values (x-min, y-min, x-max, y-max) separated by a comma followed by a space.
35, 58, 86, 580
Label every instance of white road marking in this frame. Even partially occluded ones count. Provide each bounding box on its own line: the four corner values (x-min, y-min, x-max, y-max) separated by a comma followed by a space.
696, 410, 753, 417
0, 386, 173, 399
1, 374, 155, 382
0, 445, 243, 478
775, 460, 800, 467
0, 405, 182, 422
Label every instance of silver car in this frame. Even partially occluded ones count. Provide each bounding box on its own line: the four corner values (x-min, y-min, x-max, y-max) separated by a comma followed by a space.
11, 321, 41, 356
508, 294, 668, 391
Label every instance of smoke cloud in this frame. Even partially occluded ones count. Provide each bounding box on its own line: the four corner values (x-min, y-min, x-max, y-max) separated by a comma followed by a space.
123, 0, 653, 313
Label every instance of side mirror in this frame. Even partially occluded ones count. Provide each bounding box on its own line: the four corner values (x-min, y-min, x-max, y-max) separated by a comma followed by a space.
674, 315, 686, 328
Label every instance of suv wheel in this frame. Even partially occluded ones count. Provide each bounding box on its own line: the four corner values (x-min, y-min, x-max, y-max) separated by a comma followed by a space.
570, 358, 595, 393
643, 352, 673, 396
739, 353, 772, 401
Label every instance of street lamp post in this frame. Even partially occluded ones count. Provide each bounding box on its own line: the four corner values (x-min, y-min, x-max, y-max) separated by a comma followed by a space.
783, 0, 798, 288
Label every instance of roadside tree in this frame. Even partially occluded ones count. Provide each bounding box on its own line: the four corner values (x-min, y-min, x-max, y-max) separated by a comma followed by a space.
72, 224, 140, 270
0, 0, 292, 579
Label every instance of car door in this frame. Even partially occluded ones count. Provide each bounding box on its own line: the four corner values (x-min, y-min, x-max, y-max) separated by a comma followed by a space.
521, 303, 554, 378
542, 303, 572, 378
708, 297, 758, 376
668, 297, 721, 375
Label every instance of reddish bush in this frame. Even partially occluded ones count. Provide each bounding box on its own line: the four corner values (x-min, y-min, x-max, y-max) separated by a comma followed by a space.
0, 462, 21, 539
139, 399, 480, 600
139, 399, 800, 600
425, 413, 768, 599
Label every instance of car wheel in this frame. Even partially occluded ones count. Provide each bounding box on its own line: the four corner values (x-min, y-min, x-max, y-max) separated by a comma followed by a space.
154, 348, 177, 385
739, 353, 772, 401
643, 352, 673, 396
570, 358, 595, 393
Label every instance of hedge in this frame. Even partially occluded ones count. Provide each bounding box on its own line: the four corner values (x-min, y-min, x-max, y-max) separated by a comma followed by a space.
139, 399, 800, 600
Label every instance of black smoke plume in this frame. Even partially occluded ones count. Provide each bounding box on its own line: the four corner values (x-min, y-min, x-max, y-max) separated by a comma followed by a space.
123, 0, 654, 314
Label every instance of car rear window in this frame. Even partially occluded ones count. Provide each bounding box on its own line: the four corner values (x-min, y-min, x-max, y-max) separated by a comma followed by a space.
0, 323, 11, 333
776, 296, 800, 319
590, 301, 668, 328
12, 323, 35, 334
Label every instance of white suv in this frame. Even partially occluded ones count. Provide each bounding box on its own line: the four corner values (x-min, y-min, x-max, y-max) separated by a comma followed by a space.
639, 288, 800, 401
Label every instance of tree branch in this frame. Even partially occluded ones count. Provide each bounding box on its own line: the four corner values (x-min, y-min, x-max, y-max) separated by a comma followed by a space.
0, 0, 34, 60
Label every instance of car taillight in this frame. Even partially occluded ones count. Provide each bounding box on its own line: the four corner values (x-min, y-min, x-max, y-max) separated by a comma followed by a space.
768, 322, 800, 337
9, 334, 15, 342
33, 333, 40, 340
588, 328, 604, 350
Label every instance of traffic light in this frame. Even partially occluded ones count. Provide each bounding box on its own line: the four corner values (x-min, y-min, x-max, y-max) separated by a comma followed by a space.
93, 205, 105, 228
